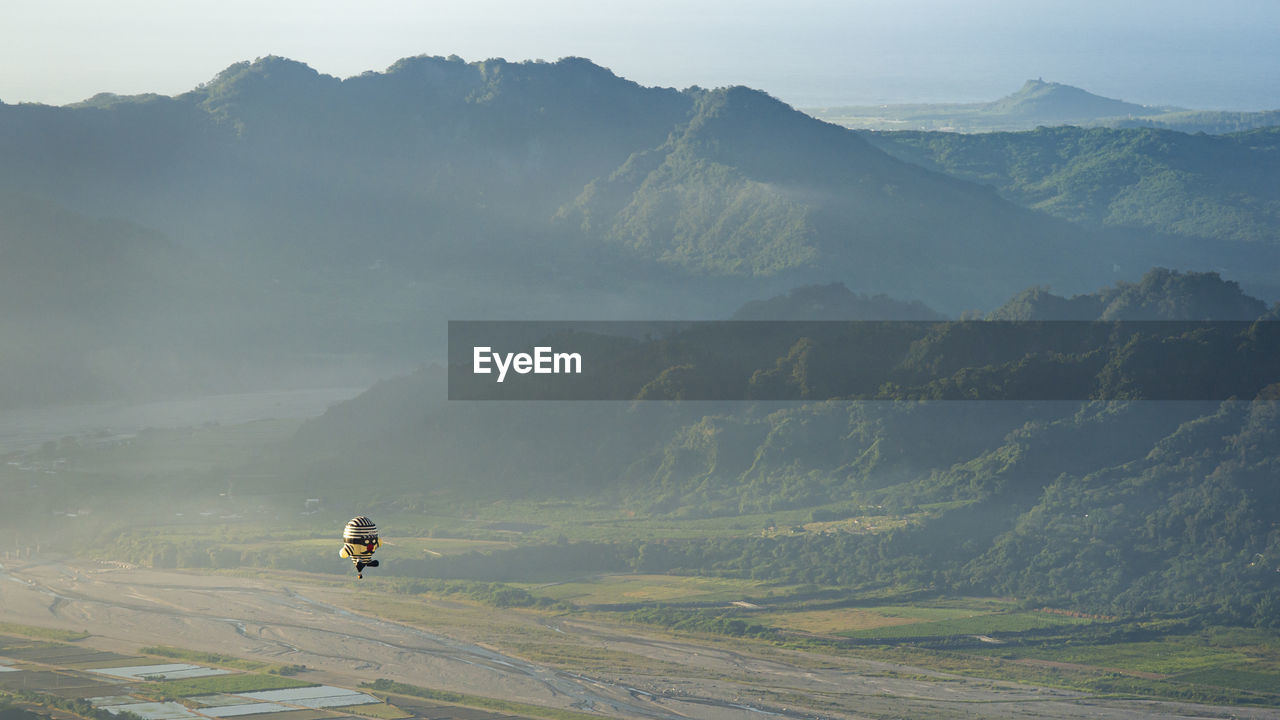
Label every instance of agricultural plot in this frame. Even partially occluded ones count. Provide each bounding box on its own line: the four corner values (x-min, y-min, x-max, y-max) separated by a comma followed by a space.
843, 608, 1090, 639
199, 702, 295, 716
87, 683, 380, 719
532, 574, 784, 606
61, 653, 146, 669
136, 673, 312, 697
188, 694, 269, 707
0, 670, 113, 693
95, 693, 349, 720
385, 695, 538, 720
757, 606, 932, 635
0, 644, 111, 663
89, 664, 233, 680
103, 701, 203, 720
1174, 664, 1280, 692
994, 637, 1254, 675
88, 696, 145, 706
348, 702, 412, 719
234, 712, 332, 720
758, 600, 1093, 640
238, 686, 379, 708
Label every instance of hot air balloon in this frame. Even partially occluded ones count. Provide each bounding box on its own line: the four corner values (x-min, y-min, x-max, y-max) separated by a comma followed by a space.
339, 515, 381, 579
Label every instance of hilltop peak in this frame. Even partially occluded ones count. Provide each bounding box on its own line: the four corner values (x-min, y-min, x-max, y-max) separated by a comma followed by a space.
984, 78, 1168, 122
194, 56, 339, 107
208, 55, 328, 85
1016, 78, 1063, 92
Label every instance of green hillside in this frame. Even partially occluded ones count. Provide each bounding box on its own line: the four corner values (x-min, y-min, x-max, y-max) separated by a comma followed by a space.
560, 86, 1132, 309
862, 126, 1280, 246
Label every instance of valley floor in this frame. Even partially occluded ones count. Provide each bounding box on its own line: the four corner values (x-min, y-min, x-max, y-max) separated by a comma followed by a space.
1, 559, 1276, 720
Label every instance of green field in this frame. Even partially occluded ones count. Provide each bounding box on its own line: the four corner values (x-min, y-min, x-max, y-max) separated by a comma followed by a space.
141, 673, 312, 699
1175, 665, 1280, 692
997, 637, 1248, 675
840, 608, 1092, 639
347, 702, 412, 719
754, 596, 1093, 639
528, 573, 790, 606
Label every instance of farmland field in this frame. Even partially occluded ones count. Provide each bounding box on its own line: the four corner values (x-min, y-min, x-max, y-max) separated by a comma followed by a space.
995, 638, 1249, 674
529, 574, 790, 606
142, 674, 313, 698
839, 608, 1093, 639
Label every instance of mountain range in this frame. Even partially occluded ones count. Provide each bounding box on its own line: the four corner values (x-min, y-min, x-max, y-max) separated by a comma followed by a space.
1, 55, 1278, 406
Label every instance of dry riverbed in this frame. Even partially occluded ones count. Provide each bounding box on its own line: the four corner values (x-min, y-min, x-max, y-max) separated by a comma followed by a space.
1, 559, 1276, 720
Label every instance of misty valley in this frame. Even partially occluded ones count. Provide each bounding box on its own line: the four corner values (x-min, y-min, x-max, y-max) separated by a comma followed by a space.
2, 53, 1280, 720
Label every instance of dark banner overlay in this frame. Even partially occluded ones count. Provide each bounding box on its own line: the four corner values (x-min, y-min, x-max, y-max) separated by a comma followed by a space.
448, 320, 1280, 401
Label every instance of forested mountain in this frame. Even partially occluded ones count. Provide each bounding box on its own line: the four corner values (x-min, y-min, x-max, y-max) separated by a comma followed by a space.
1, 54, 1278, 407
863, 125, 1280, 299
558, 85, 1148, 309
862, 126, 1280, 246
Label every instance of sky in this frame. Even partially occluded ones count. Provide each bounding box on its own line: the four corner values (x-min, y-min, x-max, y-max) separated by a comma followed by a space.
3, 0, 1279, 109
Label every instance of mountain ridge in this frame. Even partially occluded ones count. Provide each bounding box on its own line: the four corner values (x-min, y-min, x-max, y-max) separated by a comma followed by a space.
559, 83, 1140, 308
0, 53, 1276, 405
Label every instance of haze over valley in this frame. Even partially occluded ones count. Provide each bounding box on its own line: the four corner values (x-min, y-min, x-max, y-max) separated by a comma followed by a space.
2, 33, 1280, 720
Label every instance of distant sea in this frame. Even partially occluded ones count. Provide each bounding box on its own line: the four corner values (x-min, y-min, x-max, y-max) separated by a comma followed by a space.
756, 58, 1280, 111
625, 41, 1280, 111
